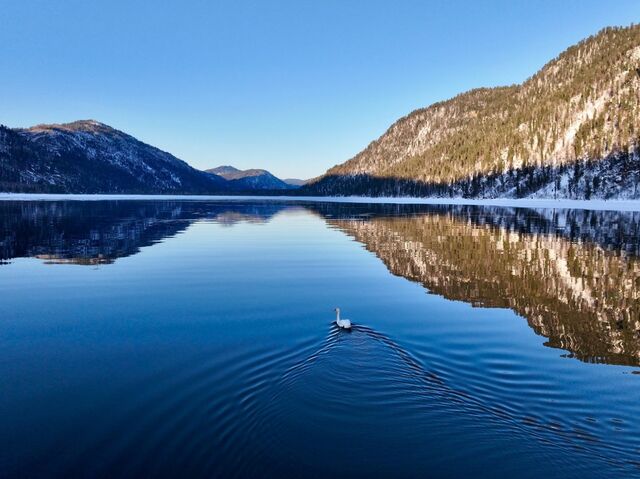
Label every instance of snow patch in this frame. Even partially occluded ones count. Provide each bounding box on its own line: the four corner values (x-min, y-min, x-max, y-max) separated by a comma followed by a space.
1, 194, 640, 212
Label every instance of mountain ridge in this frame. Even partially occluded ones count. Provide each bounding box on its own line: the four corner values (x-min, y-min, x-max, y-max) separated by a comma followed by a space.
282, 178, 307, 186
303, 24, 640, 199
0, 121, 301, 194
4, 25, 640, 198
0, 120, 228, 194
205, 165, 297, 190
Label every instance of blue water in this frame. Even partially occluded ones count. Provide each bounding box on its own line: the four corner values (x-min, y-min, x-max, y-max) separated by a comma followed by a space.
1, 200, 639, 478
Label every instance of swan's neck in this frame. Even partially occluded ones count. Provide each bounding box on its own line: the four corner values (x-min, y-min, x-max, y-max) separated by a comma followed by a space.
336, 310, 341, 321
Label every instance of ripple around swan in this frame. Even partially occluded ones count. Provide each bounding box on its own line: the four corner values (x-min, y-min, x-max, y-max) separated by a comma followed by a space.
46, 323, 637, 479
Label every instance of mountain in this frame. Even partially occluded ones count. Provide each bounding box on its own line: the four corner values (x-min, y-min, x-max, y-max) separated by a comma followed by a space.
283, 178, 308, 186
0, 120, 228, 194
206, 165, 296, 190
206, 165, 247, 179
304, 25, 640, 199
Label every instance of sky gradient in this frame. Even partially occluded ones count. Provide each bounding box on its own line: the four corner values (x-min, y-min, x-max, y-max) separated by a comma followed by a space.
2, 1, 640, 179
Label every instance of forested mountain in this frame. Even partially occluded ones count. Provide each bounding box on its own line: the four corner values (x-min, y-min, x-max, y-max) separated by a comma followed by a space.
305, 25, 640, 198
0, 120, 228, 194
206, 165, 296, 190
4, 25, 640, 198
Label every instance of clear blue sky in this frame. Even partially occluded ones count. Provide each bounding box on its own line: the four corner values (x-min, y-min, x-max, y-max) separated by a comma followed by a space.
2, 1, 639, 179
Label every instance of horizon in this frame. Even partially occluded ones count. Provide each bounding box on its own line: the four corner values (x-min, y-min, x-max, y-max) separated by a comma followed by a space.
2, 1, 640, 179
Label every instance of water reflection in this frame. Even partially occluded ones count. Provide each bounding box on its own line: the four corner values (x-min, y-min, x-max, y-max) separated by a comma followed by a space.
1, 200, 639, 366
0, 201, 288, 264
324, 206, 640, 366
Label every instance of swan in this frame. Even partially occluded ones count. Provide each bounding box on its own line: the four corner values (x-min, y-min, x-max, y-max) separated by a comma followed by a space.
334, 308, 352, 330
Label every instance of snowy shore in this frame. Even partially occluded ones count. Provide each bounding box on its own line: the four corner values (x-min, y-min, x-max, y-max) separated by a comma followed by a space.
2, 193, 640, 212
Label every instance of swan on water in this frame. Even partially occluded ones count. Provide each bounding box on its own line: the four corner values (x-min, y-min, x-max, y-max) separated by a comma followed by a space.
334, 308, 352, 329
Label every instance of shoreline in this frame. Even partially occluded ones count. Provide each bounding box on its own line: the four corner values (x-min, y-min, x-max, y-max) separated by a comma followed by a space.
1, 193, 640, 212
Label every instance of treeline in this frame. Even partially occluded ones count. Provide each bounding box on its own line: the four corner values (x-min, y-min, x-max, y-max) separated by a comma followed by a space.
304, 148, 640, 199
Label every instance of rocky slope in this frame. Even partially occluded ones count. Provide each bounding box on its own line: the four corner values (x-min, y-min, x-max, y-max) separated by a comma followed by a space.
305, 25, 640, 198
206, 165, 296, 190
0, 120, 228, 194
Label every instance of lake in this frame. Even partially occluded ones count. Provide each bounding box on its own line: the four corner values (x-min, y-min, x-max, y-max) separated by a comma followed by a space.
1, 199, 640, 478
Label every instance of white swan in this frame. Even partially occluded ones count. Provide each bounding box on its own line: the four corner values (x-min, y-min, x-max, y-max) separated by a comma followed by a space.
334, 308, 352, 329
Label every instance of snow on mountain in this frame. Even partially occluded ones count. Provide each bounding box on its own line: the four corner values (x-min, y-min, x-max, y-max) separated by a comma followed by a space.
304, 25, 640, 199
0, 120, 228, 194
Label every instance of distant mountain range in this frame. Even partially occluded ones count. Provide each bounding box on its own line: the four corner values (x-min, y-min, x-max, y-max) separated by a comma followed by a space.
0, 121, 303, 194
4, 26, 640, 198
282, 178, 307, 186
304, 25, 640, 199
205, 165, 300, 190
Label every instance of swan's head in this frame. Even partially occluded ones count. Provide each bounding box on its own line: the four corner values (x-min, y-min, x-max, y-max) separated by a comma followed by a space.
334, 307, 340, 313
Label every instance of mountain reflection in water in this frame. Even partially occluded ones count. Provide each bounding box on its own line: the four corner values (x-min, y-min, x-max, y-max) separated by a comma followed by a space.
1, 199, 639, 367
3, 199, 640, 479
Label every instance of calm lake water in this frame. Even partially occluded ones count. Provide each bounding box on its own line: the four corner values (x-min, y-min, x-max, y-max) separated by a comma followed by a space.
1, 199, 640, 478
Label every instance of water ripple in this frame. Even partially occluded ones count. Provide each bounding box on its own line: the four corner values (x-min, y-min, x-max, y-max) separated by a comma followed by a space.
40, 323, 640, 478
